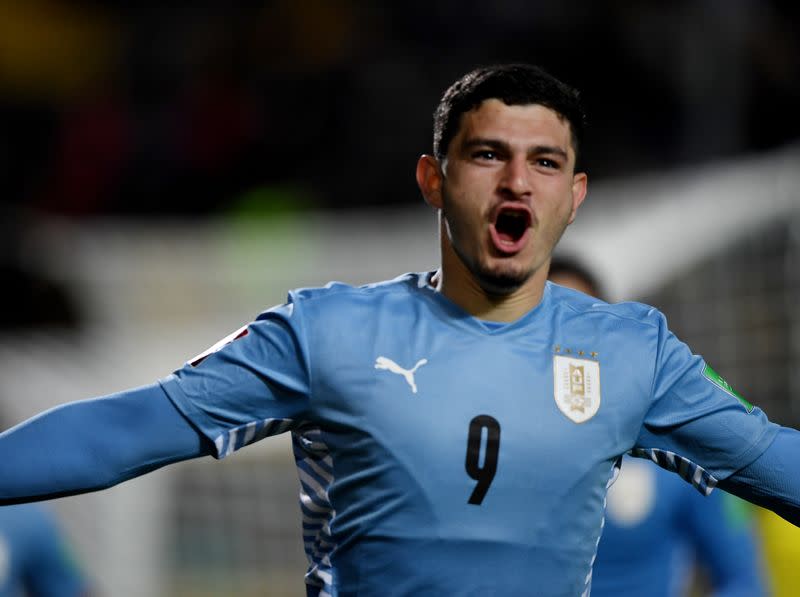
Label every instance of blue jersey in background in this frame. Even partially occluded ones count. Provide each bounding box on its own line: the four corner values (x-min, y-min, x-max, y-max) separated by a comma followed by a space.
0, 504, 88, 597
591, 456, 766, 597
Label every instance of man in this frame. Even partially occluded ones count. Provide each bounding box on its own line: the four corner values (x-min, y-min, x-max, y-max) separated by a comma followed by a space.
548, 256, 766, 597
0, 64, 798, 597
0, 504, 90, 597
0, 407, 90, 597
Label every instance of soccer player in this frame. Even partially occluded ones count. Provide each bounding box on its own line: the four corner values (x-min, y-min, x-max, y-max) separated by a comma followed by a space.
548, 256, 766, 597
0, 505, 90, 597
1, 63, 799, 597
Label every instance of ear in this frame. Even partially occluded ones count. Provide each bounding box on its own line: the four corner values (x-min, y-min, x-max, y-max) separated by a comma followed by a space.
567, 172, 588, 224
416, 154, 444, 209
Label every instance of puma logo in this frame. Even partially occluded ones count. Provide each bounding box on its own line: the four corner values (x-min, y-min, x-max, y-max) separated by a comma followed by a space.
374, 356, 428, 394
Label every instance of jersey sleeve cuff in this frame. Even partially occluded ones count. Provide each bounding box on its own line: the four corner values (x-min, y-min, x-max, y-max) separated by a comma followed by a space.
159, 374, 226, 459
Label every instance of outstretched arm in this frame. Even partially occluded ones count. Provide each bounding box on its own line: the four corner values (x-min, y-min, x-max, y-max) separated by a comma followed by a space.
718, 426, 800, 526
0, 382, 211, 504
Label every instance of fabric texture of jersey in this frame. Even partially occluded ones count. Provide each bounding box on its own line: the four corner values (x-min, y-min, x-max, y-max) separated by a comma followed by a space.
591, 456, 765, 597
161, 273, 779, 597
0, 504, 87, 597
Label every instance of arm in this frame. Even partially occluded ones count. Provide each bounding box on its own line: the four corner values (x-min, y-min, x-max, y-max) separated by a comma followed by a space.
0, 382, 211, 504
633, 309, 797, 525
718, 426, 800, 526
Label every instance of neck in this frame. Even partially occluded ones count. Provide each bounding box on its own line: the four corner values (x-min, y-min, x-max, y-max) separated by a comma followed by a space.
433, 245, 548, 323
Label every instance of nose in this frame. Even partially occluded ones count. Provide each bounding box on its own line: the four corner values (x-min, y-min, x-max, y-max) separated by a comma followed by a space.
498, 156, 532, 198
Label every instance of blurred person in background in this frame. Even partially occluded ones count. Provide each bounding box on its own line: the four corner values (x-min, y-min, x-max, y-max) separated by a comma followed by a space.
549, 256, 766, 597
2, 63, 800, 597
0, 416, 90, 597
0, 504, 90, 597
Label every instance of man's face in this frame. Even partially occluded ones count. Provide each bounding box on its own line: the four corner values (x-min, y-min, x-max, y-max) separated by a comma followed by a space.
436, 99, 587, 295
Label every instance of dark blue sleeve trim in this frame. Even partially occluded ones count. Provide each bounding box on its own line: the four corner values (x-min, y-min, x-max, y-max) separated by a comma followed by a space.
0, 383, 210, 504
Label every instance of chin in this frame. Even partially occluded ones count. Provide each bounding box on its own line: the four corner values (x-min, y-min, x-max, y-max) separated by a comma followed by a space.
451, 241, 533, 296
474, 267, 530, 297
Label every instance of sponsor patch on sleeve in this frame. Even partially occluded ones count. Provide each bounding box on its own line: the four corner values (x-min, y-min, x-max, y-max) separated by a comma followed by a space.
189, 325, 249, 367
702, 363, 754, 413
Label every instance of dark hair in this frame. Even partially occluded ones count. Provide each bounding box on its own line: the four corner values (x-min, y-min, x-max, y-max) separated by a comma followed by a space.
548, 255, 605, 300
433, 64, 586, 170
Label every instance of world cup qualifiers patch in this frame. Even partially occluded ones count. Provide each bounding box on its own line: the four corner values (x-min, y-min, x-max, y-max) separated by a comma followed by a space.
190, 325, 249, 367
553, 355, 601, 423
702, 363, 754, 413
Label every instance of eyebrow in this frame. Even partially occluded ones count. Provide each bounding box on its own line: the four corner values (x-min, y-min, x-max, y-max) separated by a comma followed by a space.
462, 137, 569, 159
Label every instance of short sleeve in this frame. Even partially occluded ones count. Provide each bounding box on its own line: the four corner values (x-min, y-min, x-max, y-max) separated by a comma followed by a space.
161, 299, 311, 458
634, 310, 779, 493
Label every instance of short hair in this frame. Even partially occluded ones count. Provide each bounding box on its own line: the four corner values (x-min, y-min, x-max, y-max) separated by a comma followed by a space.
433, 64, 586, 170
548, 255, 605, 300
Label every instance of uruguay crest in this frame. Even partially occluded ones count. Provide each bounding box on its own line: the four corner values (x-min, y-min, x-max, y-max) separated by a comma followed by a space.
553, 355, 601, 423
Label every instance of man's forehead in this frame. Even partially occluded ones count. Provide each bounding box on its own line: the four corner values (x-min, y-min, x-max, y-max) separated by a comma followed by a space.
456, 100, 574, 148
462, 99, 568, 127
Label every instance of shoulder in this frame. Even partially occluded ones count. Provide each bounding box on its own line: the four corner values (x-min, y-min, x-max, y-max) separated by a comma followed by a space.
253, 273, 428, 330
0, 504, 60, 541
287, 272, 425, 309
547, 281, 665, 330
0, 503, 53, 523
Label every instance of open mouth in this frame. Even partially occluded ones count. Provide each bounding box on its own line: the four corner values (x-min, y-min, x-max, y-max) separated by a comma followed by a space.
495, 210, 530, 243
490, 206, 532, 253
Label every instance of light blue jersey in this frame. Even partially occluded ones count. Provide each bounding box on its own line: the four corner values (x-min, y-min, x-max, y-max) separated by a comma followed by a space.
161, 273, 778, 597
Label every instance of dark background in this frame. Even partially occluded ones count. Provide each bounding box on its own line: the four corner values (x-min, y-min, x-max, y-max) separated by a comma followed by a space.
2, 0, 798, 218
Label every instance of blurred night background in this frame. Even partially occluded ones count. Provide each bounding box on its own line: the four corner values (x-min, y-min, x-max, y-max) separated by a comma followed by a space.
1, 2, 800, 596
2, 0, 798, 218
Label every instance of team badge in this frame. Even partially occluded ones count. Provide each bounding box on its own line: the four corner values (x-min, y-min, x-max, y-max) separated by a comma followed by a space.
553, 355, 601, 423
